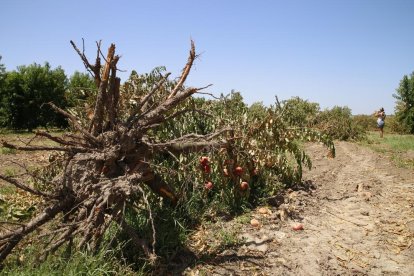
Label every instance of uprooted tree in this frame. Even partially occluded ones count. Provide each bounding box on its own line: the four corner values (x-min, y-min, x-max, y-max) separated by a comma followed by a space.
0, 40, 335, 264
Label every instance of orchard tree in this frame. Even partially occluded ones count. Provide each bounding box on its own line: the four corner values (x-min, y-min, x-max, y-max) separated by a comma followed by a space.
0, 41, 335, 264
281, 97, 320, 128
0, 63, 68, 130
393, 72, 414, 134
67, 71, 96, 104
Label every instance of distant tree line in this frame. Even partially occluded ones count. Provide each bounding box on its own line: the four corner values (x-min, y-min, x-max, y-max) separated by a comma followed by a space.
0, 55, 413, 134
0, 56, 95, 131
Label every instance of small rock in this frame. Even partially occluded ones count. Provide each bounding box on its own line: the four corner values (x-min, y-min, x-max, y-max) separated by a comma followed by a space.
275, 257, 287, 265
272, 231, 286, 242
239, 233, 255, 243
278, 208, 288, 221
360, 211, 369, 216
253, 243, 268, 253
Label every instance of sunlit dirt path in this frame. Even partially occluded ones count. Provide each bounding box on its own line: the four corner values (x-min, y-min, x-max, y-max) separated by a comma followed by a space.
186, 142, 414, 276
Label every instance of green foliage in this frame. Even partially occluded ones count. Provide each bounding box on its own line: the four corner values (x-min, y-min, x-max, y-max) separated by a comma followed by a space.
0, 63, 68, 130
281, 96, 320, 128
64, 71, 97, 127
0, 56, 6, 91
66, 71, 96, 105
316, 106, 366, 140
393, 72, 414, 134
353, 114, 377, 131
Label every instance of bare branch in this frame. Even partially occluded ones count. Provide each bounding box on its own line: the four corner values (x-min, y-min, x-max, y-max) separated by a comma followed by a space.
2, 141, 89, 153
167, 40, 196, 99
48, 102, 100, 146
35, 131, 82, 147
0, 174, 55, 198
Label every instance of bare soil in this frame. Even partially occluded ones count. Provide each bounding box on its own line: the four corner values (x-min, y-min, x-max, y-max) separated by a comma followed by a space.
183, 141, 414, 276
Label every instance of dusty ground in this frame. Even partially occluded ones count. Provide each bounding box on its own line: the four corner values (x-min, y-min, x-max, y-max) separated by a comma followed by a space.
183, 141, 414, 276
0, 134, 51, 179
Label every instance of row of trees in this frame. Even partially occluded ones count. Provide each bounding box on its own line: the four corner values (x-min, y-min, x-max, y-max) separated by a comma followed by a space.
0, 55, 413, 134
0, 56, 95, 130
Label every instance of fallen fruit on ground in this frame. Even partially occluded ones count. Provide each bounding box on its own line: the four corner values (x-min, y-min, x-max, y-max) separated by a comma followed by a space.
258, 207, 270, 214
292, 224, 304, 231
250, 218, 260, 227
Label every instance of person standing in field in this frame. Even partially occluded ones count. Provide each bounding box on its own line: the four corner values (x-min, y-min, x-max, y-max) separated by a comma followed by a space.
375, 107, 386, 138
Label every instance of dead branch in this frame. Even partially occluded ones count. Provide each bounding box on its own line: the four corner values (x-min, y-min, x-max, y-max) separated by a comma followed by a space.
167, 40, 196, 99
48, 102, 100, 146
2, 141, 88, 153
0, 174, 55, 198
70, 39, 101, 86
90, 44, 117, 136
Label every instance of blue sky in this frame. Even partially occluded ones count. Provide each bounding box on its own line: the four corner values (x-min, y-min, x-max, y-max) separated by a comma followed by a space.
1, 0, 414, 114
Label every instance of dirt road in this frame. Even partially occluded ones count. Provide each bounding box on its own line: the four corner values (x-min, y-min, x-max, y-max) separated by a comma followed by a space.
186, 141, 414, 275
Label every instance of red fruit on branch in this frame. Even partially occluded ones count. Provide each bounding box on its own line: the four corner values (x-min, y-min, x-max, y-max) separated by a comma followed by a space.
200, 156, 209, 166
234, 166, 243, 176
240, 181, 249, 191
204, 181, 213, 190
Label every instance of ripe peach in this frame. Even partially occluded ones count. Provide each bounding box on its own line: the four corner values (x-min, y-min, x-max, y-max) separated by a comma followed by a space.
240, 181, 249, 191
200, 156, 209, 166
204, 181, 213, 190
234, 166, 243, 176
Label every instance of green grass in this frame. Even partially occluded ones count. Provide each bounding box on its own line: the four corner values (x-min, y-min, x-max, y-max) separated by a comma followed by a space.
1, 245, 138, 276
360, 131, 414, 169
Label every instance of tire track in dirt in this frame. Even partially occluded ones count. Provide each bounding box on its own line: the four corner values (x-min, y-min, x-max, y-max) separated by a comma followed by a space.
271, 141, 414, 275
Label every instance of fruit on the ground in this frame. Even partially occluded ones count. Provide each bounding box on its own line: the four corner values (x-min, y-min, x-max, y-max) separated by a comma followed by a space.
204, 181, 213, 190
240, 181, 249, 191
258, 207, 270, 214
250, 218, 260, 227
292, 224, 304, 231
234, 166, 243, 176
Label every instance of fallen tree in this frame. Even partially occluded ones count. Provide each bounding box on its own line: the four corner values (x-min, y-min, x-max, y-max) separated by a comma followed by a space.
0, 40, 335, 266
0, 40, 229, 263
